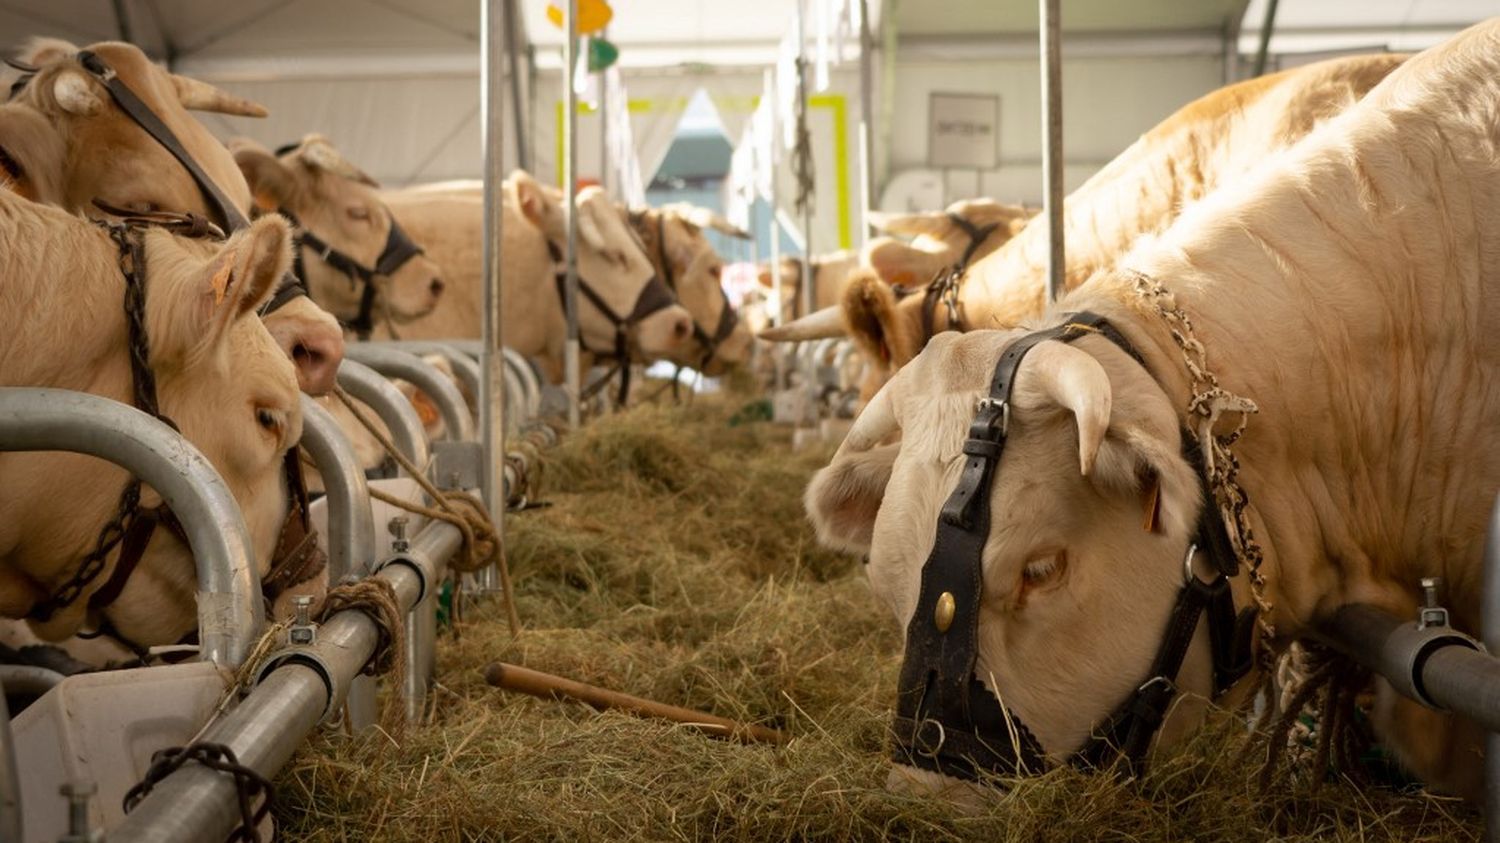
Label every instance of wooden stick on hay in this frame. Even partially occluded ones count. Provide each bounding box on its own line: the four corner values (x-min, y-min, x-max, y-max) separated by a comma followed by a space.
482, 662, 789, 746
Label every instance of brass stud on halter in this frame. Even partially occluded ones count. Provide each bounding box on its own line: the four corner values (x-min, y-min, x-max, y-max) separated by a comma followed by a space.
934, 592, 956, 633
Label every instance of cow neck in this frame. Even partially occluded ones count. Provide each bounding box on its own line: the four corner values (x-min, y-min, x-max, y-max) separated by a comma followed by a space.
546, 237, 677, 405
892, 212, 1001, 343
629, 210, 738, 372
69, 51, 308, 316
274, 203, 425, 341
890, 310, 1257, 784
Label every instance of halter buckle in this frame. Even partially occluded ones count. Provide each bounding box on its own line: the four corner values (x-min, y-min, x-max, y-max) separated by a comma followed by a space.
976, 397, 1009, 436
913, 718, 947, 759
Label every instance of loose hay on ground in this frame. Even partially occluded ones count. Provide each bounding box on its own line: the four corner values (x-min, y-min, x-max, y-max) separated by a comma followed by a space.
274, 394, 1481, 841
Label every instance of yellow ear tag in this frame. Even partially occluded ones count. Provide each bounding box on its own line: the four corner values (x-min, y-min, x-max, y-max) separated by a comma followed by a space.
210, 250, 238, 305
1142, 477, 1163, 533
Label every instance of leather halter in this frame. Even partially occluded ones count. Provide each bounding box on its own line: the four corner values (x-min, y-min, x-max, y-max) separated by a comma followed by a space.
27, 211, 325, 651
629, 209, 739, 370
276, 205, 426, 340
890, 312, 1256, 782
547, 238, 677, 405
68, 50, 308, 315
892, 212, 1000, 341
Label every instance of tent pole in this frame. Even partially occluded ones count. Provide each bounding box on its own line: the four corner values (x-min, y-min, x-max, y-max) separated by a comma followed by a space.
857, 0, 875, 245
503, 0, 530, 172
563, 0, 582, 428
796, 0, 815, 319
1252, 0, 1280, 77
479, 0, 508, 592
767, 68, 786, 392
599, 29, 610, 197
1040, 0, 1064, 304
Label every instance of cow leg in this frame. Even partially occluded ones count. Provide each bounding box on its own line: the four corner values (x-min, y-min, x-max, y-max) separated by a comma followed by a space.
1370, 678, 1486, 803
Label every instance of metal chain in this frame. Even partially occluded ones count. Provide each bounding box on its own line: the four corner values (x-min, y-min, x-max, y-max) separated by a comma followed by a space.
123, 742, 273, 842
1130, 271, 1277, 657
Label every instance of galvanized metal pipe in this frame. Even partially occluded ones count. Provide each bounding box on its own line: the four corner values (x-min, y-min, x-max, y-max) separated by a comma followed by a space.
796, 0, 815, 321
1252, 0, 1280, 78
857, 0, 875, 245
368, 341, 480, 411
563, 0, 582, 429
0, 665, 65, 698
110, 519, 460, 843
335, 360, 430, 472
767, 66, 786, 391
1318, 603, 1500, 734
0, 388, 260, 668
298, 396, 376, 582
344, 345, 475, 441
1040, 0, 1065, 304
1484, 494, 1500, 843
0, 675, 18, 843
482, 0, 510, 597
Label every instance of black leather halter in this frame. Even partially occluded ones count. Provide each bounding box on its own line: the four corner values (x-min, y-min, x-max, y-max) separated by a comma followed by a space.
892, 212, 1000, 341
630, 210, 739, 370
276, 205, 426, 340
547, 239, 678, 405
69, 50, 308, 315
890, 312, 1256, 782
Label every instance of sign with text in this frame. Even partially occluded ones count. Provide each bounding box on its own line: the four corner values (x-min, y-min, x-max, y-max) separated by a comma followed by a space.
928, 92, 999, 170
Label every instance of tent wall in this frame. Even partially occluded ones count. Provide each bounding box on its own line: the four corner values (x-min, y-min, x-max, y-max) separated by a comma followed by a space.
882, 51, 1223, 208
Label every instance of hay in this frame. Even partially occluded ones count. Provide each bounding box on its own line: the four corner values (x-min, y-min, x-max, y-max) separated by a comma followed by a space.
273, 394, 1480, 842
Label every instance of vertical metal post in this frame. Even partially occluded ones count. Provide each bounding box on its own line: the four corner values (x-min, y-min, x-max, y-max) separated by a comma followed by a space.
767, 68, 786, 391
0, 676, 18, 843
1252, 0, 1280, 78
480, 0, 507, 592
563, 0, 582, 428
796, 0, 815, 319
857, 0, 875, 246
1040, 0, 1064, 305
598, 28, 610, 197
1483, 494, 1500, 843
503, 0, 530, 172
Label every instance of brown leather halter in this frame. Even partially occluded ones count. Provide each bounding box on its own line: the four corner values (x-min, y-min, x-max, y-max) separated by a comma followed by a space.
27, 207, 325, 655
627, 209, 739, 370
891, 212, 1002, 341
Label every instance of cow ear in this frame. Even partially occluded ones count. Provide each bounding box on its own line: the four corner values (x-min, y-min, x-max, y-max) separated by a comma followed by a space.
0, 104, 64, 202
805, 443, 899, 554
232, 143, 297, 212
17, 37, 75, 68
510, 170, 550, 228
158, 216, 292, 363
842, 269, 922, 367
865, 237, 946, 289
1091, 428, 1200, 541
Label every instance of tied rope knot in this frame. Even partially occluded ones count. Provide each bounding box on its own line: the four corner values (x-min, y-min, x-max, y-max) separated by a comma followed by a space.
331, 385, 521, 637
317, 577, 408, 735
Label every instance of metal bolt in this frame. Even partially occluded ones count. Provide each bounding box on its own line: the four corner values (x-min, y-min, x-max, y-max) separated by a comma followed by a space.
389, 515, 410, 553
1419, 577, 1449, 629
289, 595, 317, 646
59, 780, 99, 843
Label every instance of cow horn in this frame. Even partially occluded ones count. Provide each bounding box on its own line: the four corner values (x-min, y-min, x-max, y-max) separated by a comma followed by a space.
52, 70, 102, 115
299, 137, 379, 186
868, 209, 946, 237
171, 74, 268, 117
1016, 340, 1112, 476
836, 382, 897, 457
758, 305, 846, 342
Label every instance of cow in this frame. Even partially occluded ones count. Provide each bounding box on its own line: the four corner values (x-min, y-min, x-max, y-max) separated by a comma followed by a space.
0, 38, 346, 395
805, 21, 1500, 804
0, 188, 305, 649
623, 204, 753, 375
377, 173, 694, 383
765, 53, 1408, 397
233, 135, 447, 337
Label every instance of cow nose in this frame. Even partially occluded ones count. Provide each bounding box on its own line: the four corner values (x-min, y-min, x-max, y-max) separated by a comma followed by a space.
429, 277, 445, 299
291, 330, 345, 396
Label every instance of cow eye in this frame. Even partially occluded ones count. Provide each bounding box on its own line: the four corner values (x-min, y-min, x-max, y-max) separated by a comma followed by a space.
709, 264, 722, 280
256, 407, 280, 433
130, 201, 157, 213
1021, 550, 1068, 594
347, 205, 371, 222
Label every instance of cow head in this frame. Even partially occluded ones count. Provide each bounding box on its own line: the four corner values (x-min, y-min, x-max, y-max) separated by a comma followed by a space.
806, 327, 1220, 795
234, 135, 446, 327
1, 200, 306, 645
509, 171, 692, 360
628, 206, 753, 374
1, 39, 345, 395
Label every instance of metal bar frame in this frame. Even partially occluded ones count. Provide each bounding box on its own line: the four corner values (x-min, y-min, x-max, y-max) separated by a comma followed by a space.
335, 360, 431, 472
0, 388, 260, 668
1485, 494, 1500, 843
563, 0, 582, 428
1040, 0, 1064, 304
297, 396, 376, 583
483, 0, 509, 596
343, 345, 475, 442
110, 519, 463, 842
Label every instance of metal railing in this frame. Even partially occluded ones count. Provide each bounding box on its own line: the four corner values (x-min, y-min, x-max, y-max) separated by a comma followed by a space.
0, 388, 261, 669
344, 345, 475, 441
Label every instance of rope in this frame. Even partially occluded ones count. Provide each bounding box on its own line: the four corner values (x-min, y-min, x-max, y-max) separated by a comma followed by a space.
1251, 644, 1370, 792
331, 386, 521, 637
317, 578, 407, 735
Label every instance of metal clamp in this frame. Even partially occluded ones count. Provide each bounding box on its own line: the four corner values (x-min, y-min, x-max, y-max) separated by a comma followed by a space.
288, 595, 317, 647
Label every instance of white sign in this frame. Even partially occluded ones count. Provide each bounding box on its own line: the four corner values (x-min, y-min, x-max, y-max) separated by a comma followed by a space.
928, 93, 999, 170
